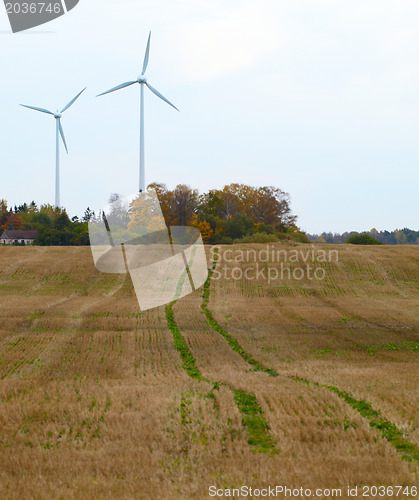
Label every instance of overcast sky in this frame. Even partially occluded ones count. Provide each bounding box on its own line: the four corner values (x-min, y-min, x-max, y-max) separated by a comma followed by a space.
1, 0, 418, 234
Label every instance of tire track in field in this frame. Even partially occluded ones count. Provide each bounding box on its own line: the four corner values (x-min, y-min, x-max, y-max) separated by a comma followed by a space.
202, 248, 419, 464
366, 255, 410, 298
41, 272, 129, 379
314, 293, 417, 333
1, 269, 128, 380
165, 267, 278, 454
0, 293, 83, 380
0, 247, 48, 281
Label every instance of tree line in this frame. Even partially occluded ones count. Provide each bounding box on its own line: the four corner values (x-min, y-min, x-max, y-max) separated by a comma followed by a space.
0, 183, 308, 246
0, 200, 90, 245
309, 228, 419, 245
148, 183, 307, 244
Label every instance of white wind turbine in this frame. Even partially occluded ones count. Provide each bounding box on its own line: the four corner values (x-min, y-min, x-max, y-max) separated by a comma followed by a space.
21, 88, 86, 208
97, 32, 179, 193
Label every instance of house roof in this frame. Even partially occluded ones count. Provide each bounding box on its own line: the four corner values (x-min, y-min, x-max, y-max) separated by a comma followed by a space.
1, 230, 38, 240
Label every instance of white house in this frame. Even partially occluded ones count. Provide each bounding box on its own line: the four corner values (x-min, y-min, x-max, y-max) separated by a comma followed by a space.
0, 230, 38, 245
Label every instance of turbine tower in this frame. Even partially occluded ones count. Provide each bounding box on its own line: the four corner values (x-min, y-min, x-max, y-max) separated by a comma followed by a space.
21, 88, 86, 208
97, 32, 179, 193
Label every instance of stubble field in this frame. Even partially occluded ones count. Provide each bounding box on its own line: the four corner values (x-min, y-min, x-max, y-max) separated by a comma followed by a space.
0, 243, 417, 499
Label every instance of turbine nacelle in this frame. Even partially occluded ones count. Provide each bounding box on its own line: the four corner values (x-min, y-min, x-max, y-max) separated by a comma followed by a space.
137, 76, 147, 84
54, 113, 62, 119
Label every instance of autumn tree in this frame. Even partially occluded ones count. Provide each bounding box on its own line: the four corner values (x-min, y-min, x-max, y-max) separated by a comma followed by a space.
196, 184, 296, 232
150, 184, 199, 226
17, 201, 38, 229
169, 185, 199, 225
105, 193, 131, 228
252, 186, 297, 229
191, 215, 213, 243
82, 208, 94, 222
38, 204, 65, 221
128, 190, 166, 234
1, 212, 23, 230
147, 183, 172, 224
0, 200, 8, 228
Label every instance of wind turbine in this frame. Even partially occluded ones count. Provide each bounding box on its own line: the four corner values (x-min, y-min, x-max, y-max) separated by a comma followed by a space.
20, 88, 86, 208
97, 32, 179, 193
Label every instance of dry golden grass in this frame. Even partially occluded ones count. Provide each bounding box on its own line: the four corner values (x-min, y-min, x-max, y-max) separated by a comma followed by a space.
208, 245, 419, 448
0, 244, 417, 499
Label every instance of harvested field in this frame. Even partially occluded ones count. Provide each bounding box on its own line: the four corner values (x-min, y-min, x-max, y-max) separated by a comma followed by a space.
0, 244, 417, 499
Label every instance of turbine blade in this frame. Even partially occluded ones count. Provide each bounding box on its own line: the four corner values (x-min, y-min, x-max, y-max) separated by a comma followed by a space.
145, 83, 179, 111
20, 104, 54, 115
61, 87, 86, 113
141, 31, 151, 75
58, 119, 68, 154
97, 81, 137, 97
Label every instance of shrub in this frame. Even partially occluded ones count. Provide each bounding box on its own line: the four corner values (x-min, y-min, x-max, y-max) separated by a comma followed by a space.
219, 236, 234, 245
346, 233, 383, 245
224, 215, 254, 240
258, 223, 275, 235
235, 232, 279, 244
289, 231, 310, 243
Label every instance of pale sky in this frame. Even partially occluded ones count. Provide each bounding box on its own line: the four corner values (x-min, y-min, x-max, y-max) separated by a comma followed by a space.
1, 0, 418, 234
